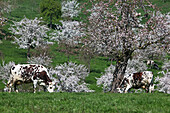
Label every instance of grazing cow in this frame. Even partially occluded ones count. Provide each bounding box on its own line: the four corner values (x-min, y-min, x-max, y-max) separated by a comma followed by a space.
147, 60, 159, 70
117, 71, 154, 93
7, 64, 55, 93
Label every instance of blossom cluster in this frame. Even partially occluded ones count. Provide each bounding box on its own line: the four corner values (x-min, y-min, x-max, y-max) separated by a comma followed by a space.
80, 1, 169, 58
96, 65, 115, 92
9, 17, 51, 49
61, 0, 80, 19
126, 58, 148, 74
27, 55, 52, 67
155, 61, 170, 94
49, 62, 94, 92
0, 61, 15, 85
50, 20, 83, 45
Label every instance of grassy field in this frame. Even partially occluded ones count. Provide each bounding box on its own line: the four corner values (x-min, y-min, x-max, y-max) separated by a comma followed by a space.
0, 92, 169, 113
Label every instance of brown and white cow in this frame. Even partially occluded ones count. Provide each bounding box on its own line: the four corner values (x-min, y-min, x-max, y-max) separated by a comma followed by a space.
117, 71, 154, 93
7, 64, 55, 93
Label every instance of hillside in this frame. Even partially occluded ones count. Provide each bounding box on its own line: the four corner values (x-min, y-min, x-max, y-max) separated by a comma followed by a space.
0, 0, 169, 92
0, 0, 169, 112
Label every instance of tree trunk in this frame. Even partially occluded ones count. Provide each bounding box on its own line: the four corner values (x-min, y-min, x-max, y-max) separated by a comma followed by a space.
88, 58, 91, 73
110, 51, 133, 93
50, 15, 52, 28
27, 46, 31, 58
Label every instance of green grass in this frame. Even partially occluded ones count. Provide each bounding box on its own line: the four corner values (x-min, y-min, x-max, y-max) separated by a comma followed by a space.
4, 0, 42, 20
0, 92, 169, 113
151, 0, 170, 13
0, 0, 169, 91
0, 40, 27, 64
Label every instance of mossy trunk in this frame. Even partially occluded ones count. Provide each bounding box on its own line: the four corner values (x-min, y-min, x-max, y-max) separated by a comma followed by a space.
110, 50, 133, 93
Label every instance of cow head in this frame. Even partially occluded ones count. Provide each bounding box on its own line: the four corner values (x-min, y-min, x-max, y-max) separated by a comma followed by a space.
116, 87, 124, 93
46, 81, 56, 93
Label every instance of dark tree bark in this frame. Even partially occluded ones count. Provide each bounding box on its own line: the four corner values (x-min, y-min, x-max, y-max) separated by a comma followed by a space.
27, 46, 31, 58
50, 15, 53, 28
110, 50, 133, 93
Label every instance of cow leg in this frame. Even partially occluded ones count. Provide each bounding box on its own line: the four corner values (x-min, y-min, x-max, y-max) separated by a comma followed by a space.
43, 86, 47, 92
7, 81, 13, 93
149, 84, 154, 93
7, 83, 12, 93
124, 85, 131, 93
33, 80, 38, 93
7, 76, 14, 93
145, 85, 150, 93
14, 82, 18, 93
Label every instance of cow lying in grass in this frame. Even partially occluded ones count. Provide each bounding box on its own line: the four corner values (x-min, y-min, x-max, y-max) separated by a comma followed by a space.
117, 71, 154, 93
7, 64, 55, 93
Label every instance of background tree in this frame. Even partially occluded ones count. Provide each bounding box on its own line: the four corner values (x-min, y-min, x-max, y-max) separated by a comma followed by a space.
9, 17, 51, 57
50, 0, 82, 62
80, 38, 96, 72
80, 0, 169, 92
40, 0, 62, 28
51, 20, 82, 62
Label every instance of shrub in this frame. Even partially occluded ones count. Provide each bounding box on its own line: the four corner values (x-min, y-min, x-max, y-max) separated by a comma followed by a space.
0, 61, 15, 87
49, 62, 94, 92
155, 60, 170, 94
96, 65, 115, 92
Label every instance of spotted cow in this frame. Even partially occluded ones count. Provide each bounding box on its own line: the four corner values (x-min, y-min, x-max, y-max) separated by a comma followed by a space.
147, 60, 159, 70
117, 71, 154, 93
7, 64, 55, 93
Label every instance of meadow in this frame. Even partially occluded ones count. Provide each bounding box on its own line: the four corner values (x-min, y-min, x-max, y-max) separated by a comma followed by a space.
0, 92, 170, 113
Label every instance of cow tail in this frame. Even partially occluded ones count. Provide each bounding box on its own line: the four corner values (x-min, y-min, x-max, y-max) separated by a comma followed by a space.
150, 73, 154, 86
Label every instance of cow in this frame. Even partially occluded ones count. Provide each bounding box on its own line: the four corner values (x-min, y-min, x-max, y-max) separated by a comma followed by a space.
147, 60, 159, 70
117, 71, 154, 93
7, 64, 55, 93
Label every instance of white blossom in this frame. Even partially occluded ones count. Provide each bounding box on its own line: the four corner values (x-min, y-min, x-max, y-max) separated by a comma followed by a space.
49, 62, 94, 92
61, 0, 80, 19
9, 17, 52, 49
126, 58, 148, 74
0, 61, 15, 85
50, 20, 83, 45
27, 55, 52, 67
96, 65, 115, 92
155, 61, 170, 94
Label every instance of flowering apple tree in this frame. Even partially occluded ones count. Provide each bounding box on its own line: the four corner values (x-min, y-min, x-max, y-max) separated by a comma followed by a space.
96, 58, 147, 92
9, 17, 52, 57
51, 0, 83, 62
80, 0, 169, 92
